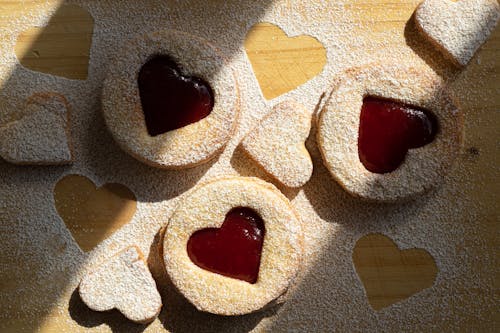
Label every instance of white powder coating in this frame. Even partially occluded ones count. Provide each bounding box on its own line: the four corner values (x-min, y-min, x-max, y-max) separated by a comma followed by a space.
0, 92, 72, 165
241, 101, 313, 188
415, 0, 500, 66
163, 177, 303, 315
0, 0, 498, 332
102, 29, 239, 169
317, 62, 463, 202
79, 246, 162, 324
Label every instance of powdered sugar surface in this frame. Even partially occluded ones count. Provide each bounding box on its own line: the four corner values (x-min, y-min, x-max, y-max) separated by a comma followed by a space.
0, 0, 497, 332
415, 0, 500, 66
241, 101, 313, 188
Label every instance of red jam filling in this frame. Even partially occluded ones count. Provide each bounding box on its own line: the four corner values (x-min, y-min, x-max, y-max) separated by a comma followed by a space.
138, 55, 214, 137
187, 207, 265, 284
358, 96, 437, 174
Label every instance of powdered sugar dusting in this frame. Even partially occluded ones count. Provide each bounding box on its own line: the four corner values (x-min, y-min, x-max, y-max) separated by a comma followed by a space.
0, 0, 497, 331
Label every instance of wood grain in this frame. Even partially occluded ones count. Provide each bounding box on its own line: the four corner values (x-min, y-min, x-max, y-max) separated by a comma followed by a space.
0, 0, 498, 331
244, 22, 327, 100
14, 4, 93, 80
353, 233, 438, 310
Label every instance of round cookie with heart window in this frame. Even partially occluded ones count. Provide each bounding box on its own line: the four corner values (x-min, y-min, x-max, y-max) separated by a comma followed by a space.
317, 62, 463, 202
79, 246, 162, 324
162, 177, 303, 315
102, 30, 240, 169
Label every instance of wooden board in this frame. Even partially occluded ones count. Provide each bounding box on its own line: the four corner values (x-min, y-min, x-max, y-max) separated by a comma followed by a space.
0, 0, 498, 332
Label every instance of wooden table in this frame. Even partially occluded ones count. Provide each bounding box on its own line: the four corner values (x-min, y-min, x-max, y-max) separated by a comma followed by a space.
0, 0, 498, 331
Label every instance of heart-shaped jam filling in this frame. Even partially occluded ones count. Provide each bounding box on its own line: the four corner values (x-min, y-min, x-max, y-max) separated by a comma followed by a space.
138, 55, 214, 137
187, 207, 265, 284
358, 96, 438, 174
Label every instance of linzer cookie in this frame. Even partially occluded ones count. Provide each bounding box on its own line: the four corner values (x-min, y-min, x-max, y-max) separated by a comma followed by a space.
102, 30, 239, 169
163, 177, 303, 315
415, 0, 500, 66
0, 92, 72, 165
317, 62, 463, 202
240, 101, 313, 188
79, 246, 162, 324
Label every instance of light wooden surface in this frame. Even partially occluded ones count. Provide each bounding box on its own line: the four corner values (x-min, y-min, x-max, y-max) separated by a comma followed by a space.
0, 0, 499, 332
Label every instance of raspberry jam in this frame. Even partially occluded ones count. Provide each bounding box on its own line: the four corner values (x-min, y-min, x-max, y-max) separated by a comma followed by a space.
358, 96, 437, 174
138, 55, 214, 137
187, 207, 265, 284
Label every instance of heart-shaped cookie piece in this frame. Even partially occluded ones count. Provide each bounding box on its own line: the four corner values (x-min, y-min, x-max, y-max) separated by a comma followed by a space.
245, 23, 326, 99
317, 62, 463, 202
358, 97, 437, 174
79, 246, 162, 324
15, 4, 94, 79
415, 0, 500, 66
0, 92, 72, 165
241, 101, 313, 187
102, 30, 239, 169
353, 233, 438, 310
138, 55, 214, 136
187, 207, 265, 284
54, 175, 136, 252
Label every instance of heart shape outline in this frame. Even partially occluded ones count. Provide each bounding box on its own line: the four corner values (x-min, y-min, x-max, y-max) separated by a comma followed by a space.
353, 233, 438, 310
244, 22, 326, 99
240, 100, 313, 187
0, 92, 72, 165
137, 55, 214, 136
358, 96, 437, 174
415, 0, 500, 66
54, 174, 136, 252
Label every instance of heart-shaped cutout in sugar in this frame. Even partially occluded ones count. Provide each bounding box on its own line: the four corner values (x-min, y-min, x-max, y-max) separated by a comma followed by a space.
415, 0, 500, 66
244, 23, 326, 99
241, 101, 313, 187
187, 207, 265, 284
15, 4, 94, 79
79, 246, 162, 323
358, 96, 438, 174
353, 233, 438, 311
0, 92, 72, 165
54, 174, 136, 252
138, 55, 214, 136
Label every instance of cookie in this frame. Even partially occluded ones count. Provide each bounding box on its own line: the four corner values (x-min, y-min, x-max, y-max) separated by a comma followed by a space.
240, 101, 313, 188
102, 30, 239, 169
79, 246, 162, 324
0, 92, 72, 165
163, 177, 303, 315
317, 62, 463, 202
415, 0, 500, 66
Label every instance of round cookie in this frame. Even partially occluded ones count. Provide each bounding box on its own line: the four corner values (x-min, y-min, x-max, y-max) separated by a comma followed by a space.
317, 62, 463, 202
102, 30, 239, 169
163, 177, 303, 315
415, 0, 500, 67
